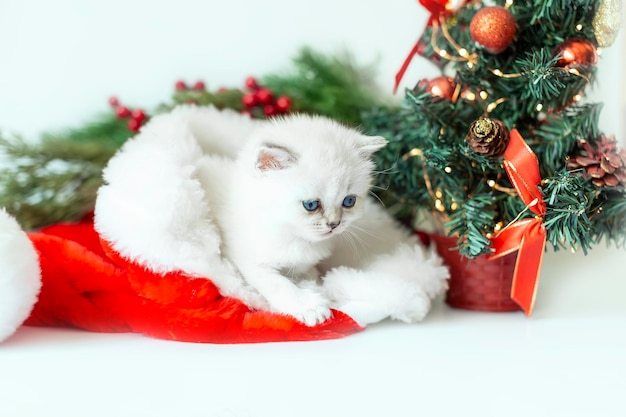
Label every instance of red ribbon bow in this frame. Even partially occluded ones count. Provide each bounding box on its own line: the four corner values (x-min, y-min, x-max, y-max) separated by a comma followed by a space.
393, 0, 466, 93
489, 129, 547, 316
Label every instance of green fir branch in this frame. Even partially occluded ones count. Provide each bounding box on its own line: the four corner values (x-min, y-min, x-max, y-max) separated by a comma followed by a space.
515, 48, 564, 102
592, 190, 626, 247
532, 103, 602, 175
262, 47, 390, 126
445, 194, 498, 258
541, 170, 596, 253
0, 135, 115, 230
41, 113, 133, 148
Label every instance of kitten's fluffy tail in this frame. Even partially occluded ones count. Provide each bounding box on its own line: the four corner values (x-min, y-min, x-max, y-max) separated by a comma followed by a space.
323, 242, 449, 327
0, 209, 41, 342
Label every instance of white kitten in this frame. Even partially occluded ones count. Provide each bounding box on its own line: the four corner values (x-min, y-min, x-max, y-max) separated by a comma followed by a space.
196, 114, 387, 325
96, 105, 448, 328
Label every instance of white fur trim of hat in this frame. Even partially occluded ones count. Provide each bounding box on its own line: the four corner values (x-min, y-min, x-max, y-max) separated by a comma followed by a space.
0, 209, 41, 342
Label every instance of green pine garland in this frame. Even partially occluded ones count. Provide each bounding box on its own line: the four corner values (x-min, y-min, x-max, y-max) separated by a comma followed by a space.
0, 134, 118, 230
262, 47, 389, 126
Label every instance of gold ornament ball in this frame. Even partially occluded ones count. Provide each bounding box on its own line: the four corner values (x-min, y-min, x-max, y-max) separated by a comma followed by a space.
593, 0, 622, 47
469, 6, 517, 54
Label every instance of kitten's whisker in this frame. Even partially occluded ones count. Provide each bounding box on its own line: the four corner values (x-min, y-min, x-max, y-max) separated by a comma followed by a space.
340, 229, 367, 261
368, 190, 386, 207
370, 184, 389, 191
341, 231, 359, 259
372, 166, 397, 176
349, 230, 369, 250
349, 223, 380, 241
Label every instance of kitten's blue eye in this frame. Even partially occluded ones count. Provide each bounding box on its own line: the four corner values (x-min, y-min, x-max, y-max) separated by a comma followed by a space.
342, 195, 356, 208
303, 199, 320, 212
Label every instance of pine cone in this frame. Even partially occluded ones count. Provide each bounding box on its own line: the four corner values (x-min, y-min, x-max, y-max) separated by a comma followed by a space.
567, 134, 626, 187
466, 117, 510, 157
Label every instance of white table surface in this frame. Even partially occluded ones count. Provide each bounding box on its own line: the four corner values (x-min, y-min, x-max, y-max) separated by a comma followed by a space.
1, 244, 624, 417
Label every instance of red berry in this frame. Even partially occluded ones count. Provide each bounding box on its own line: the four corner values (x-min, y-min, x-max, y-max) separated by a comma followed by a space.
263, 104, 276, 117
128, 118, 141, 132
115, 106, 131, 119
274, 96, 292, 113
175, 80, 187, 91
108, 96, 119, 107
245, 76, 259, 90
255, 88, 273, 105
131, 108, 146, 123
193, 80, 206, 91
242, 92, 258, 108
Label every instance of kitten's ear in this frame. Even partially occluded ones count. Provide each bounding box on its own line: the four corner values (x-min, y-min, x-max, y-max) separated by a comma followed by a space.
357, 135, 388, 155
255, 144, 298, 172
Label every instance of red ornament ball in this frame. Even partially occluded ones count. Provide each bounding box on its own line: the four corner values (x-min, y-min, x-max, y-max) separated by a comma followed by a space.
245, 76, 259, 90
274, 96, 292, 113
193, 80, 206, 91
175, 80, 187, 91
255, 88, 273, 105
469, 6, 517, 54
115, 105, 131, 119
108, 96, 119, 107
419, 76, 456, 100
242, 92, 258, 108
554, 39, 598, 67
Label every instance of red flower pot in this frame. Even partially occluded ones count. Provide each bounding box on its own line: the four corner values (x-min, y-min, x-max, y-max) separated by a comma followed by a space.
430, 234, 521, 312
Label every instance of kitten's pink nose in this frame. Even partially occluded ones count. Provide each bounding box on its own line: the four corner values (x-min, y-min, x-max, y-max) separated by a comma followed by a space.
328, 221, 341, 230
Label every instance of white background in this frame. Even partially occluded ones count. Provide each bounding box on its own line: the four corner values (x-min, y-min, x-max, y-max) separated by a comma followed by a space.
1, 1, 625, 417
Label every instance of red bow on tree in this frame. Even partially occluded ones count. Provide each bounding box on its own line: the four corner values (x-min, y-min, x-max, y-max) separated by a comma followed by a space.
489, 129, 547, 316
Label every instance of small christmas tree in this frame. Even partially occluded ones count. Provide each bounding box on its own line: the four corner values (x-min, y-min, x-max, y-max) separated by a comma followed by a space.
364, 0, 625, 313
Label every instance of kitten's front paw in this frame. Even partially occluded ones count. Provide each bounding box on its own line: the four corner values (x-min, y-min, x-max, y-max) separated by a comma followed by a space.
272, 288, 332, 327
